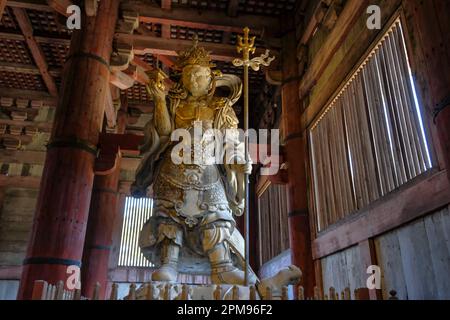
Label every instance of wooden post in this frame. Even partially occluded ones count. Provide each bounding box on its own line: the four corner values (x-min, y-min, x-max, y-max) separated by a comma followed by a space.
128, 283, 136, 300
232, 285, 239, 300
110, 283, 118, 300
145, 283, 154, 300
213, 285, 222, 300
81, 157, 122, 299
17, 0, 120, 299
358, 239, 382, 300
249, 285, 257, 300
31, 280, 48, 300
92, 282, 101, 300
281, 29, 315, 297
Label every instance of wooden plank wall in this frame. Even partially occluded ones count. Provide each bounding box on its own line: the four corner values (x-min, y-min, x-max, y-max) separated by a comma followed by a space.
321, 205, 450, 300
321, 245, 365, 296
0, 188, 37, 266
375, 205, 450, 300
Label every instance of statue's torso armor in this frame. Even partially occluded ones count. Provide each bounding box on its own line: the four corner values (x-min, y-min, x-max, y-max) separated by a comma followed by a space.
153, 97, 233, 228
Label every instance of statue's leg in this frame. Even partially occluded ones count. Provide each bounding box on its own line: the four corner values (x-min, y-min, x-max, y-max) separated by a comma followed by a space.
202, 222, 247, 285
152, 221, 182, 282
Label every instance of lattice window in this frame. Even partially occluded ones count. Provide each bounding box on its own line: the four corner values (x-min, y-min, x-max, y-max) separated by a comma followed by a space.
118, 197, 154, 267
257, 183, 290, 265
309, 19, 432, 232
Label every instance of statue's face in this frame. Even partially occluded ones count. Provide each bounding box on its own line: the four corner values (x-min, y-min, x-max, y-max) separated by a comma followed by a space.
182, 65, 212, 97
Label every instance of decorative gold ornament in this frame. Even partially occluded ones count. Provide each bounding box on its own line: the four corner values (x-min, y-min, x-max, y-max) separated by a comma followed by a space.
174, 34, 216, 70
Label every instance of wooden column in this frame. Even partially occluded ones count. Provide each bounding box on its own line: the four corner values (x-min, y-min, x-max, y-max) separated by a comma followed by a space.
81, 161, 121, 299
281, 31, 315, 296
17, 0, 120, 300
81, 97, 128, 299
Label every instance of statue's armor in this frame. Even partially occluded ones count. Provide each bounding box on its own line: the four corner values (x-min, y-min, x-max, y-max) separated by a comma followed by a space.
148, 97, 236, 262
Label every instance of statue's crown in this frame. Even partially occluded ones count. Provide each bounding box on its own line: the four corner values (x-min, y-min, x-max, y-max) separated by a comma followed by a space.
175, 35, 216, 70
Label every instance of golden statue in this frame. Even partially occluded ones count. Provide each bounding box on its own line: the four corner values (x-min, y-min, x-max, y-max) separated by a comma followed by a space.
131, 37, 256, 285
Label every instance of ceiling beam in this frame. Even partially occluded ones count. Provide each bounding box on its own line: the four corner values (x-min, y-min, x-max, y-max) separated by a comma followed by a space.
6, 0, 52, 11
0, 31, 71, 45
12, 7, 59, 97
121, 2, 280, 36
0, 61, 61, 77
46, 0, 73, 17
0, 0, 7, 17
116, 33, 276, 62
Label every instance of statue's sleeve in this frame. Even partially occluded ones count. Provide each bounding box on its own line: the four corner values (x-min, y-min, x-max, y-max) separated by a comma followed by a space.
131, 99, 175, 198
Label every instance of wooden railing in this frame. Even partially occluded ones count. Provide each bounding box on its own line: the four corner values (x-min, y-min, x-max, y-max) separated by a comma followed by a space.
31, 280, 100, 300
31, 280, 400, 300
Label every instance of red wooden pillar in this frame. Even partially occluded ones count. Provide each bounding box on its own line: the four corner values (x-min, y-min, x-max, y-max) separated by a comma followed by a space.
81, 161, 121, 299
281, 31, 315, 297
17, 1, 120, 299
81, 96, 128, 299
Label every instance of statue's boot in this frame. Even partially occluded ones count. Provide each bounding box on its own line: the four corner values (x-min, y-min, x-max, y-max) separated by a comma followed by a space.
152, 240, 179, 282
209, 242, 256, 285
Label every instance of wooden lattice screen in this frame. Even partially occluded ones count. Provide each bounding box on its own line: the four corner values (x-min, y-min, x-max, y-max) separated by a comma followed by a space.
118, 197, 154, 267
309, 19, 432, 232
257, 183, 290, 266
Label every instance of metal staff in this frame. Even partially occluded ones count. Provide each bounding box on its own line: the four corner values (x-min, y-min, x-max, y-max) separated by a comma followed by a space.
233, 27, 275, 286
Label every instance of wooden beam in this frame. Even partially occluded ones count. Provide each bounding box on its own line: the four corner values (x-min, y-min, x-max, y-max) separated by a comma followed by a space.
0, 31, 71, 45
121, 2, 280, 36
116, 33, 275, 62
6, 0, 52, 11
0, 175, 41, 188
0, 88, 58, 106
0, 61, 62, 77
227, 0, 239, 17
0, 0, 7, 17
12, 7, 59, 97
312, 169, 450, 259
46, 0, 72, 17
298, 0, 369, 98
104, 87, 116, 129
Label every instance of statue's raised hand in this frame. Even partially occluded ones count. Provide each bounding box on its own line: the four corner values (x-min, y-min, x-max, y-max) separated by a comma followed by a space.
146, 69, 168, 102
146, 79, 166, 102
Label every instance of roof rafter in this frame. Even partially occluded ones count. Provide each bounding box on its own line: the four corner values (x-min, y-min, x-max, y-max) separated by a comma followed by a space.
116, 33, 278, 62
